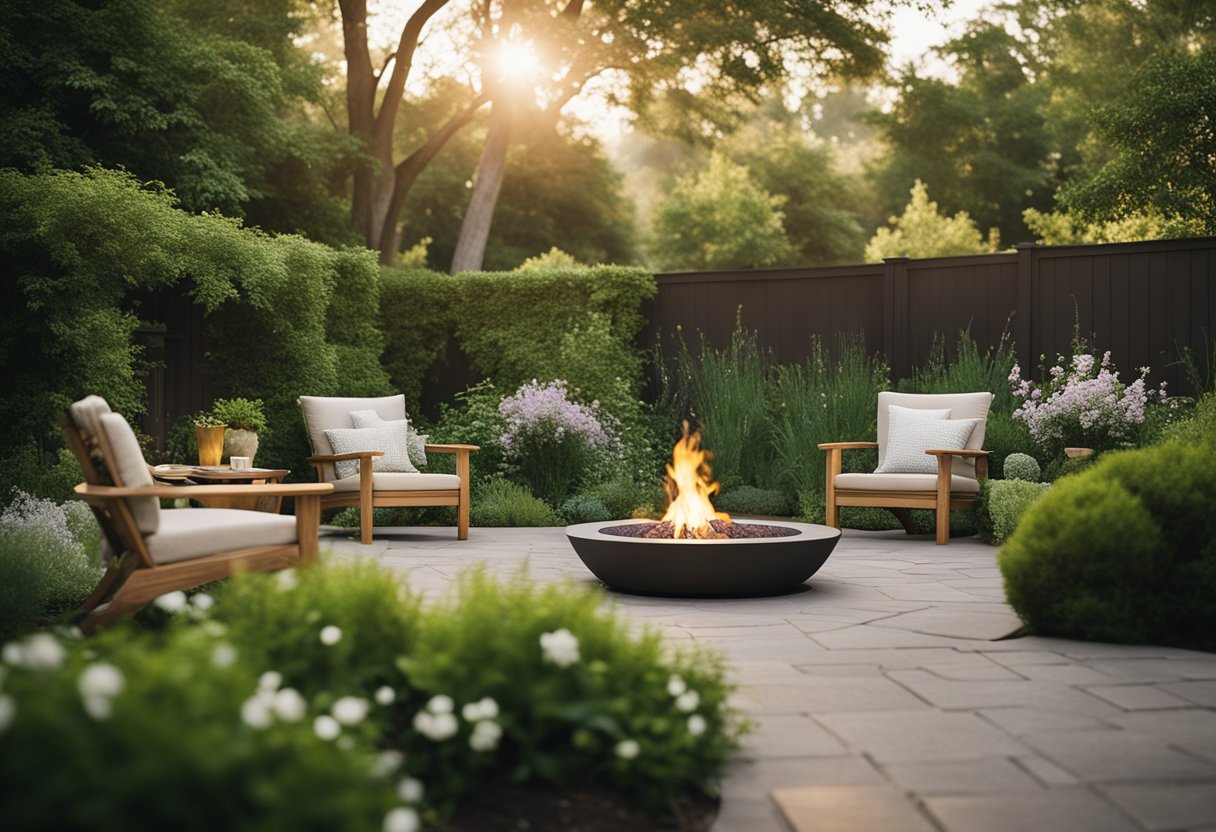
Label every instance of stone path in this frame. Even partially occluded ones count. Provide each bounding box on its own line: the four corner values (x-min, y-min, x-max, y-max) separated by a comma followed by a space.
324, 525, 1216, 832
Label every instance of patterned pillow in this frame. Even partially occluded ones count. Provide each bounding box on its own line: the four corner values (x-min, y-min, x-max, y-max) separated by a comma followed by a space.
323, 425, 418, 479
350, 410, 427, 468
875, 409, 978, 475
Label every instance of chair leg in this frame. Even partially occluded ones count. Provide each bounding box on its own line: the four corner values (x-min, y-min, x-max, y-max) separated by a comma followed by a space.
936, 463, 952, 545
456, 448, 471, 540
824, 448, 841, 529
890, 508, 917, 535
359, 458, 374, 545
295, 494, 321, 564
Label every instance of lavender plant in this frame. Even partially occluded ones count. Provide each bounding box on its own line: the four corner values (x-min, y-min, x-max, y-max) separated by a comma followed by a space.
1009, 348, 1165, 456
498, 380, 615, 507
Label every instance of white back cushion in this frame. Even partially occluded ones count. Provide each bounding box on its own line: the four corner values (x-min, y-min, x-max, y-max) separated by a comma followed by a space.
97, 413, 160, 534
877, 391, 993, 476
299, 395, 407, 458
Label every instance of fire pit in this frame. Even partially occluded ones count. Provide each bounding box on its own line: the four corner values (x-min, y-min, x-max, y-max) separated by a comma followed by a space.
566, 426, 841, 597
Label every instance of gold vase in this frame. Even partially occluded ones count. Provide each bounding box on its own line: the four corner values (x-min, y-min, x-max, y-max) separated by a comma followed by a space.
196, 425, 226, 467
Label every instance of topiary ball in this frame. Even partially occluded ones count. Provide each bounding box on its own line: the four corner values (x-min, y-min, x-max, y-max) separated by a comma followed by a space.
1002, 452, 1041, 482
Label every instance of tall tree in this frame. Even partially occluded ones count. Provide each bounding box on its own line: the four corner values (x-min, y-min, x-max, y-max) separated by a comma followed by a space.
865, 180, 992, 261
442, 0, 896, 272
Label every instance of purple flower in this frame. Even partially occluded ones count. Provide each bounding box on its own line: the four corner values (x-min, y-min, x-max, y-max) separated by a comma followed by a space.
497, 380, 613, 458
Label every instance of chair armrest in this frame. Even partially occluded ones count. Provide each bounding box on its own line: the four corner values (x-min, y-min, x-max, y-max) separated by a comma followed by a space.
75, 483, 334, 499
926, 449, 990, 480
924, 449, 990, 457
424, 443, 480, 453
307, 451, 384, 463
817, 441, 879, 451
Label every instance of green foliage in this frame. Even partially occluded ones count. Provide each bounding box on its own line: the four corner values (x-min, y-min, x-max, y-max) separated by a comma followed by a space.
771, 336, 891, 502
1022, 208, 1171, 244
715, 486, 790, 517
865, 180, 994, 261
1164, 392, 1216, 447
0, 624, 398, 831
867, 23, 1053, 245
518, 247, 581, 270
651, 152, 794, 271
982, 413, 1038, 479
899, 329, 1018, 415
376, 268, 457, 415
1060, 46, 1216, 236
1043, 453, 1098, 482
0, 0, 360, 244
208, 398, 267, 432
1178, 339, 1216, 396
561, 496, 613, 524
978, 479, 1050, 545
0, 167, 389, 475
1002, 453, 1042, 483
795, 489, 900, 531
1000, 442, 1216, 648
471, 478, 562, 527
0, 444, 84, 506
0, 492, 103, 640
584, 477, 663, 521
431, 382, 508, 489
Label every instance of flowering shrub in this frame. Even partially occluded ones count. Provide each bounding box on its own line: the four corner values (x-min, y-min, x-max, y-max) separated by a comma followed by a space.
498, 380, 616, 506
1009, 349, 1163, 456
0, 490, 102, 639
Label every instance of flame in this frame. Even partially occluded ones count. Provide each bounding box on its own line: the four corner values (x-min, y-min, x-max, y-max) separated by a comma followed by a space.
660, 424, 731, 539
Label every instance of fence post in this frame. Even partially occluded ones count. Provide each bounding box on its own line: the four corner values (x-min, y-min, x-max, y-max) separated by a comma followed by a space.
1015, 243, 1037, 376
883, 257, 910, 380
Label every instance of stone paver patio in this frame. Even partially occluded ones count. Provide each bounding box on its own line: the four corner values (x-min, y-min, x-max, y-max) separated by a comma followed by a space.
324, 525, 1216, 832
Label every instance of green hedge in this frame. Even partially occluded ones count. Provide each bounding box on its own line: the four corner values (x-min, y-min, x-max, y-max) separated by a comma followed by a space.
378, 265, 655, 418
977, 479, 1049, 545
999, 442, 1216, 649
0, 167, 390, 477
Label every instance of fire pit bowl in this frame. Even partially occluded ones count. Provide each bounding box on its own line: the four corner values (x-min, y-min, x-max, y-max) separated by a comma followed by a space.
566, 519, 842, 597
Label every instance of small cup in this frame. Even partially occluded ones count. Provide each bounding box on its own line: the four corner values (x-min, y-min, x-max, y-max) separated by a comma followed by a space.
230, 456, 251, 471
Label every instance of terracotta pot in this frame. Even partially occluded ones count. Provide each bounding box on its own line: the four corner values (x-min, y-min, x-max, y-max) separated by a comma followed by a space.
223, 428, 259, 464
1064, 447, 1095, 459
196, 425, 226, 467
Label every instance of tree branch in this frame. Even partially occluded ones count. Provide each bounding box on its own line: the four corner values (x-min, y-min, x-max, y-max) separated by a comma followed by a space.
373, 0, 452, 151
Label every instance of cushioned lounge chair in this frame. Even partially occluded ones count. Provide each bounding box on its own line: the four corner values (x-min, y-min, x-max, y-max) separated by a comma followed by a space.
62, 396, 332, 633
298, 394, 477, 544
819, 391, 993, 545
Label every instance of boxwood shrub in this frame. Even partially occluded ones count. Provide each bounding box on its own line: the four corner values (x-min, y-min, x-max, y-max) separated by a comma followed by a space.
999, 442, 1216, 649
977, 479, 1050, 545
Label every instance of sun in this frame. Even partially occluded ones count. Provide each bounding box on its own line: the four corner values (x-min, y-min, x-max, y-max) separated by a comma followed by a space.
495, 40, 541, 81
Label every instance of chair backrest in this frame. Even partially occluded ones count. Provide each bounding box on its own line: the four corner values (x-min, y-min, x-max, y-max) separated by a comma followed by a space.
298, 394, 407, 482
64, 396, 161, 562
876, 391, 994, 478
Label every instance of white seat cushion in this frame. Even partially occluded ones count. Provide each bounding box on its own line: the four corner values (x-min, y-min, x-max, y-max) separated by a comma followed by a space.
835, 473, 982, 493
145, 508, 297, 564
330, 472, 461, 493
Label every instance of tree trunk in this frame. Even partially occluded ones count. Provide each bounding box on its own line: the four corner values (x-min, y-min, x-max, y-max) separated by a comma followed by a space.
449, 96, 515, 274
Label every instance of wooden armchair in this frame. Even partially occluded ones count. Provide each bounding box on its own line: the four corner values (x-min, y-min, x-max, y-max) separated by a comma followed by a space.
819, 391, 994, 545
298, 394, 477, 545
62, 396, 332, 633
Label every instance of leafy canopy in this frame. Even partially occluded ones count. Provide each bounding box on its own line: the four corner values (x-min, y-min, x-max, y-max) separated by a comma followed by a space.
865, 181, 993, 261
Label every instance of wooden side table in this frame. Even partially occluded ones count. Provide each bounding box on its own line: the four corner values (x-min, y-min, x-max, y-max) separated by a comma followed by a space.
151, 465, 291, 513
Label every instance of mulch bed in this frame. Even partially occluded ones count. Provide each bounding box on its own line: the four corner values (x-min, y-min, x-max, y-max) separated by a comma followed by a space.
437, 783, 717, 832
602, 520, 799, 540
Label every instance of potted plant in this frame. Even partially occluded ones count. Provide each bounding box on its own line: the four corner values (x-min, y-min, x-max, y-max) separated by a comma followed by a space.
193, 411, 227, 467
211, 397, 267, 465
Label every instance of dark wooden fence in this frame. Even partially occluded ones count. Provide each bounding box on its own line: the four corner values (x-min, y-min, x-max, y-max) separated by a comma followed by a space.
643, 237, 1216, 395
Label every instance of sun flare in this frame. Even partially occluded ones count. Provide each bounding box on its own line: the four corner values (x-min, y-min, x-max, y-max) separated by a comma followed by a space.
495, 40, 540, 80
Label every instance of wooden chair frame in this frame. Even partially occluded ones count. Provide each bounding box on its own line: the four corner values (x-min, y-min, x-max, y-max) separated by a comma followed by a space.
820, 441, 990, 545
62, 413, 332, 633
307, 444, 478, 545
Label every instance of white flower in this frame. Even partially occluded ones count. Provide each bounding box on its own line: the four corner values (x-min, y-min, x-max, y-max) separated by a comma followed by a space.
397, 776, 425, 802
539, 628, 580, 667
190, 592, 215, 612
375, 686, 396, 706
314, 714, 341, 740
10, 634, 67, 671
426, 694, 454, 715
413, 710, 458, 741
275, 569, 299, 591
241, 696, 274, 730
615, 739, 640, 760
154, 591, 188, 613
211, 643, 238, 669
469, 719, 503, 752
383, 807, 421, 832
332, 696, 369, 726
272, 688, 307, 722
666, 675, 687, 697
0, 693, 13, 733
258, 671, 283, 692
675, 690, 700, 713
319, 625, 343, 646
687, 715, 707, 737
78, 662, 124, 701
461, 697, 499, 722
371, 750, 404, 778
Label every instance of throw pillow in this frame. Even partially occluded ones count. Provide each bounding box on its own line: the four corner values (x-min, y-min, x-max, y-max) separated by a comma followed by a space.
350, 409, 427, 468
888, 404, 951, 421
324, 425, 418, 479
875, 410, 978, 475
